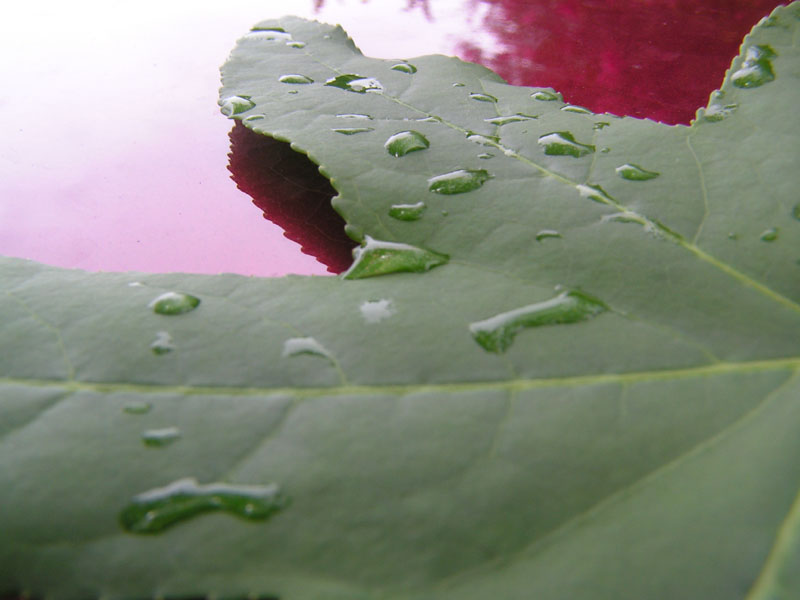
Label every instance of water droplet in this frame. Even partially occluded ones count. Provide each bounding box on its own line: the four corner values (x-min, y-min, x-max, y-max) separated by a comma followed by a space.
615, 163, 660, 181
593, 121, 610, 130
142, 427, 181, 448
385, 130, 430, 157
732, 45, 776, 88
484, 113, 537, 126
531, 90, 562, 101
282, 337, 331, 358
428, 169, 492, 195
452, 82, 465, 87
286, 41, 306, 48
149, 292, 200, 316
278, 74, 313, 84
536, 230, 562, 241
600, 147, 611, 153
728, 232, 739, 240
466, 133, 500, 146
701, 103, 738, 122
325, 74, 383, 93
478, 153, 494, 159
287, 90, 298, 95
123, 401, 151, 415
333, 127, 374, 135
601, 211, 649, 227
577, 184, 614, 204
469, 92, 497, 103
246, 28, 293, 42
360, 299, 395, 324
219, 95, 255, 117
538, 132, 595, 157
469, 290, 607, 353
561, 104, 593, 115
416, 116, 441, 123
441, 210, 449, 216
343, 236, 449, 279
336, 113, 372, 120
388, 202, 426, 221
243, 114, 266, 123
760, 227, 779, 242
391, 62, 417, 74
119, 478, 287, 534
128, 281, 144, 287
793, 204, 800, 221
150, 331, 175, 355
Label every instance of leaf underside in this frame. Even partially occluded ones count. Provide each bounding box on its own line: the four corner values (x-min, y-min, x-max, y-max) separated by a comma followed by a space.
2, 5, 800, 599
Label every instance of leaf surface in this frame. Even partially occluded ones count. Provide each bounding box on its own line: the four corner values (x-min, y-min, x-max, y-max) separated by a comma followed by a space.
2, 5, 800, 599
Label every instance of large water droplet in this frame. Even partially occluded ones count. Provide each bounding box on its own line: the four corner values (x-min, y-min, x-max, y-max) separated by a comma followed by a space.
142, 427, 181, 448
150, 331, 175, 355
360, 299, 395, 324
282, 337, 330, 359
149, 292, 200, 316
485, 114, 537, 126
325, 74, 383, 93
391, 62, 417, 74
469, 92, 497, 103
123, 401, 152, 415
531, 90, 562, 101
119, 478, 287, 534
538, 132, 595, 157
343, 236, 449, 279
760, 227, 779, 242
219, 95, 255, 117
615, 163, 660, 181
385, 130, 430, 157
333, 127, 374, 135
278, 74, 314, 84
428, 169, 492, 194
389, 202, 426, 221
469, 290, 607, 353
561, 104, 593, 115
732, 45, 776, 88
577, 184, 614, 204
337, 113, 372, 120
536, 230, 562, 241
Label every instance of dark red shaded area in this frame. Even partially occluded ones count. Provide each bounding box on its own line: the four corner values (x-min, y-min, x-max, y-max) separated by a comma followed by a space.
458, 0, 782, 124
228, 122, 357, 274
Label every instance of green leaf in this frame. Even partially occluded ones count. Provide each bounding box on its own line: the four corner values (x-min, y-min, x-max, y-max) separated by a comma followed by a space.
2, 4, 800, 598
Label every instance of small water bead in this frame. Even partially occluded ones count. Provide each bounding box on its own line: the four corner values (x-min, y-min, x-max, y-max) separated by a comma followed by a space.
150, 331, 175, 355
246, 28, 293, 42
219, 95, 255, 117
149, 292, 200, 316
701, 103, 738, 122
288, 90, 298, 95
536, 230, 562, 241
282, 337, 331, 359
478, 153, 494, 159
538, 132, 595, 157
337, 113, 372, 120
615, 163, 660, 181
416, 116, 441, 123
561, 104, 593, 115
333, 127, 374, 135
793, 203, 800, 221
577, 184, 614, 204
325, 74, 383, 93
485, 114, 537, 126
286, 41, 306, 48
343, 236, 448, 279
728, 232, 739, 240
469, 290, 608, 353
391, 62, 417, 74
385, 130, 430, 157
531, 90, 562, 101
760, 227, 779, 242
469, 93, 498, 103
600, 147, 611, 153
119, 478, 287, 534
452, 82, 465, 87
142, 427, 181, 448
278, 74, 314, 84
128, 281, 144, 287
602, 212, 649, 227
243, 114, 266, 123
388, 202, 426, 221
360, 299, 395, 324
593, 122, 610, 130
123, 401, 152, 415
466, 133, 500, 146
428, 169, 492, 195
732, 45, 777, 88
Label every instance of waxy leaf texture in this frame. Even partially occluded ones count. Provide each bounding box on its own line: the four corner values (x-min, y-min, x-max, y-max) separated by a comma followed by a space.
2, 4, 800, 599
